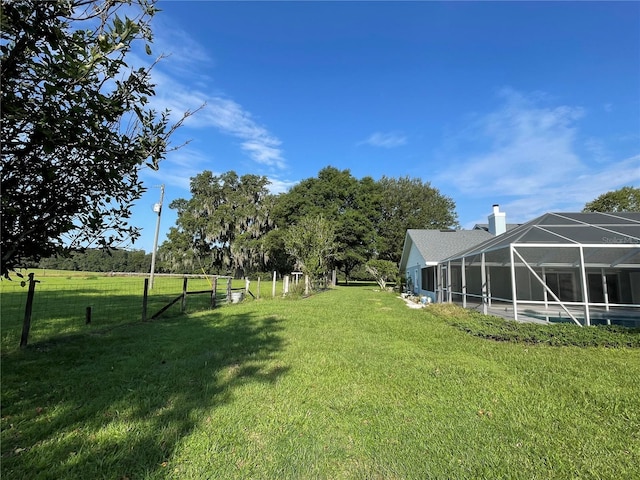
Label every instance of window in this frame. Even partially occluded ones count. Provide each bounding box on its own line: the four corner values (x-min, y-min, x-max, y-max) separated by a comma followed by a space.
422, 266, 436, 292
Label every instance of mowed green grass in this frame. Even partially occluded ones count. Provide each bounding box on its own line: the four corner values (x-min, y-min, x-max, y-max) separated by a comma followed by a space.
2, 284, 639, 479
0, 270, 281, 347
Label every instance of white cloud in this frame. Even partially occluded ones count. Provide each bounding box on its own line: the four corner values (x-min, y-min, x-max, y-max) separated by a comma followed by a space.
584, 137, 610, 164
241, 140, 285, 168
359, 131, 407, 148
132, 21, 287, 170
267, 177, 298, 195
203, 98, 286, 168
437, 88, 640, 223
494, 155, 640, 222
438, 89, 589, 196
143, 71, 286, 169
149, 17, 214, 75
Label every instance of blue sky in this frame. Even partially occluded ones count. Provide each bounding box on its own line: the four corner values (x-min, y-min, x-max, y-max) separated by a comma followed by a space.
129, 1, 640, 253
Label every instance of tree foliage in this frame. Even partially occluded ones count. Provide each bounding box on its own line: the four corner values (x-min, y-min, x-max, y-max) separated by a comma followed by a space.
583, 186, 640, 213
283, 215, 337, 283
272, 168, 458, 278
164, 171, 274, 276
377, 176, 458, 263
259, 228, 296, 277
273, 166, 382, 281
38, 248, 151, 273
156, 166, 459, 279
156, 225, 203, 274
365, 259, 399, 291
0, 0, 193, 277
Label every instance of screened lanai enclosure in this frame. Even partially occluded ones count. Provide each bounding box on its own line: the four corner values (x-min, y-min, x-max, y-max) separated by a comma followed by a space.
439, 212, 640, 327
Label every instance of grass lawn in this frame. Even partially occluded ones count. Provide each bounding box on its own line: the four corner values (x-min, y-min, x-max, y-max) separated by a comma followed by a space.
0, 270, 280, 347
2, 284, 639, 479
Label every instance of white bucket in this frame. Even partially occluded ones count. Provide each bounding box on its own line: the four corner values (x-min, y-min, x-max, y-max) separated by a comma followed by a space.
230, 292, 244, 303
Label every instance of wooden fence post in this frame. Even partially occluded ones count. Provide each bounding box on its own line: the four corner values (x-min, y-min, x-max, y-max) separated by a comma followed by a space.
20, 273, 38, 348
305, 275, 310, 296
283, 275, 289, 296
142, 278, 149, 321
211, 276, 218, 308
257, 277, 261, 299
226, 277, 232, 303
181, 277, 188, 313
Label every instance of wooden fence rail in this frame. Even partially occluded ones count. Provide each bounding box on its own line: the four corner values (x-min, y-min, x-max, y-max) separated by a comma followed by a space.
144, 276, 236, 321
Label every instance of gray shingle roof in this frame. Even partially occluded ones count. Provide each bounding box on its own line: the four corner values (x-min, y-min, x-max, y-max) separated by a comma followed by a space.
400, 229, 493, 269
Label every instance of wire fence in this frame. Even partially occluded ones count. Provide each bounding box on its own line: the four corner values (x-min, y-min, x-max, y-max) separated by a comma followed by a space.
1, 271, 290, 348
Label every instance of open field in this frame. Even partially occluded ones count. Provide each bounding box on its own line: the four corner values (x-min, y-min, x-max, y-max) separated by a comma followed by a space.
0, 270, 284, 347
2, 283, 639, 479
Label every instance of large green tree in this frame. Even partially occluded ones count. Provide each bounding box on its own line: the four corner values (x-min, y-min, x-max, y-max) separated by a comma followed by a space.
157, 225, 204, 274
273, 166, 382, 281
159, 166, 459, 278
259, 228, 296, 276
0, 0, 193, 277
376, 176, 458, 263
583, 186, 640, 213
165, 171, 274, 276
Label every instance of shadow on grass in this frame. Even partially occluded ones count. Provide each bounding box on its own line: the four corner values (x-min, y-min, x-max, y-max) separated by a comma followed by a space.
337, 281, 379, 288
1, 309, 288, 479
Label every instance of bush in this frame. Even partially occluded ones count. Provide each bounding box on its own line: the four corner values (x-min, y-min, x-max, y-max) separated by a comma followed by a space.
430, 304, 640, 348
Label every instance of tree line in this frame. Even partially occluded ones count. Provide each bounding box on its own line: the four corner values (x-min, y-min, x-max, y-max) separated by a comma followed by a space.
27, 182, 638, 282
37, 249, 152, 274
157, 166, 458, 283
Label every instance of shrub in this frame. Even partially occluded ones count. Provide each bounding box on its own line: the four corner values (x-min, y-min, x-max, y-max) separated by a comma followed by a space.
430, 304, 640, 348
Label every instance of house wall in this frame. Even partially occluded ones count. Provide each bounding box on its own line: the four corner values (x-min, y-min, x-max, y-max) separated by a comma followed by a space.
403, 244, 439, 300
448, 265, 462, 301
447, 265, 573, 302
404, 244, 425, 294
465, 267, 483, 299
620, 270, 640, 304
446, 265, 481, 302
464, 266, 568, 302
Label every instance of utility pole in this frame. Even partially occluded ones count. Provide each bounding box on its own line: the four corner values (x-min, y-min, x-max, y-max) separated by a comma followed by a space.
149, 184, 165, 289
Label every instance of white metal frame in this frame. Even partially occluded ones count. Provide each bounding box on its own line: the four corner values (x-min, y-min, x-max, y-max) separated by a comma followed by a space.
444, 242, 639, 326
